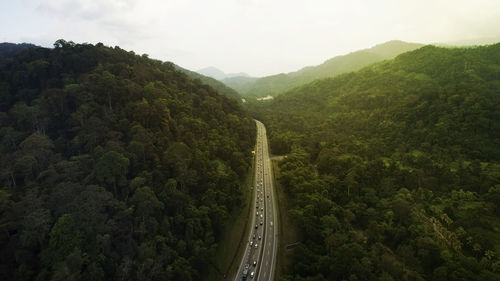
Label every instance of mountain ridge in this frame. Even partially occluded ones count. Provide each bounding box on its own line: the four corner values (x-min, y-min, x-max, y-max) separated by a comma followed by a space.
196, 66, 250, 80
249, 43, 500, 281
224, 40, 424, 97
0, 40, 256, 281
175, 64, 242, 101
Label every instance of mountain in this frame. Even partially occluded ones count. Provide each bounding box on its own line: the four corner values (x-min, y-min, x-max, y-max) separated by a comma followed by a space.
0, 40, 256, 281
250, 43, 500, 280
0, 42, 38, 66
174, 64, 242, 101
222, 75, 258, 89
196, 66, 250, 80
229, 40, 424, 97
197, 66, 226, 80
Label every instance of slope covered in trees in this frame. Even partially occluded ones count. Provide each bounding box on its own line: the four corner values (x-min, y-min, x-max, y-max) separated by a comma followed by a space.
0, 40, 255, 281
0, 42, 38, 66
174, 64, 242, 101
250, 44, 500, 280
225, 40, 423, 97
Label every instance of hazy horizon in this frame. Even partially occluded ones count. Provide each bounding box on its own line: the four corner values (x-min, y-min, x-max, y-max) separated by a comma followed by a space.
1, 0, 500, 77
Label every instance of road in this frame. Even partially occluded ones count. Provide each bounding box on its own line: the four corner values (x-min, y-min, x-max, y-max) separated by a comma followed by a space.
233, 120, 277, 281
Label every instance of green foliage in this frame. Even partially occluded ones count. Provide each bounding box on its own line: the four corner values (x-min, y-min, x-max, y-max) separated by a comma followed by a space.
43, 214, 84, 265
0, 40, 255, 280
174, 64, 242, 101
228, 40, 423, 97
95, 151, 130, 194
252, 44, 500, 280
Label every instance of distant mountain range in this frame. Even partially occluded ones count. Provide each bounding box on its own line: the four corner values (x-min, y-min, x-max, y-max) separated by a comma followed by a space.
196, 66, 250, 80
223, 40, 424, 97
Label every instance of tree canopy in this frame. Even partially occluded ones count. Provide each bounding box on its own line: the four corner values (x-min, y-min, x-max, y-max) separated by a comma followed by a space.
250, 43, 500, 281
0, 40, 255, 281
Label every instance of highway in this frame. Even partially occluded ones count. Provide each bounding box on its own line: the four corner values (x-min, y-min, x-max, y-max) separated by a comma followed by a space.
233, 120, 277, 281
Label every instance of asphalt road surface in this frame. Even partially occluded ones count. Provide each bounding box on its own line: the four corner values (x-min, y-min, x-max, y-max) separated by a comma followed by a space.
233, 120, 277, 281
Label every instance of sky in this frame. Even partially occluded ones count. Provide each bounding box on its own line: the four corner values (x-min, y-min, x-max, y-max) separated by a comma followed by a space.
1, 0, 500, 77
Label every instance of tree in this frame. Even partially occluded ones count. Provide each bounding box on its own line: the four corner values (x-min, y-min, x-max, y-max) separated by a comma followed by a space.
130, 186, 164, 219
94, 151, 129, 196
43, 214, 84, 266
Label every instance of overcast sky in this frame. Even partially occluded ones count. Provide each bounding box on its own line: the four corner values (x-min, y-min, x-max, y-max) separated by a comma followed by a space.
1, 0, 500, 77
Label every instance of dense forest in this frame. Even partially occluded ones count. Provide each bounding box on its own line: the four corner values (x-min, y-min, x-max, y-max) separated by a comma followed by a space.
0, 40, 255, 281
0, 43, 38, 66
224, 40, 423, 98
249, 44, 500, 280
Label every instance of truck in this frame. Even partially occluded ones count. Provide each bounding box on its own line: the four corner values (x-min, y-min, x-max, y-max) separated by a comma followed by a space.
242, 264, 250, 280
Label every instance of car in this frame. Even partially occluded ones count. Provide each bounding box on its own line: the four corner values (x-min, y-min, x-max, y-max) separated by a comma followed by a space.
255, 224, 258, 229
261, 207, 263, 211
254, 243, 258, 248
258, 235, 261, 240
253, 234, 256, 239
250, 271, 254, 278
250, 241, 253, 246
253, 260, 257, 266
260, 214, 263, 219
260, 221, 263, 225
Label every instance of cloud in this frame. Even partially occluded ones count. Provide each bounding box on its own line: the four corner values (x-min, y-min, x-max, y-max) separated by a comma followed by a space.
6, 0, 500, 76
35, 0, 135, 21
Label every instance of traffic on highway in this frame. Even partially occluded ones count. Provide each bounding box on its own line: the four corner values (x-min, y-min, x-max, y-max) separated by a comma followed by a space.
234, 121, 277, 281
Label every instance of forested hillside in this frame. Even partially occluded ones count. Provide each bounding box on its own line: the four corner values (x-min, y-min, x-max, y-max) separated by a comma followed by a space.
226, 40, 423, 97
0, 40, 255, 281
250, 44, 500, 280
173, 64, 242, 101
0, 43, 38, 66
